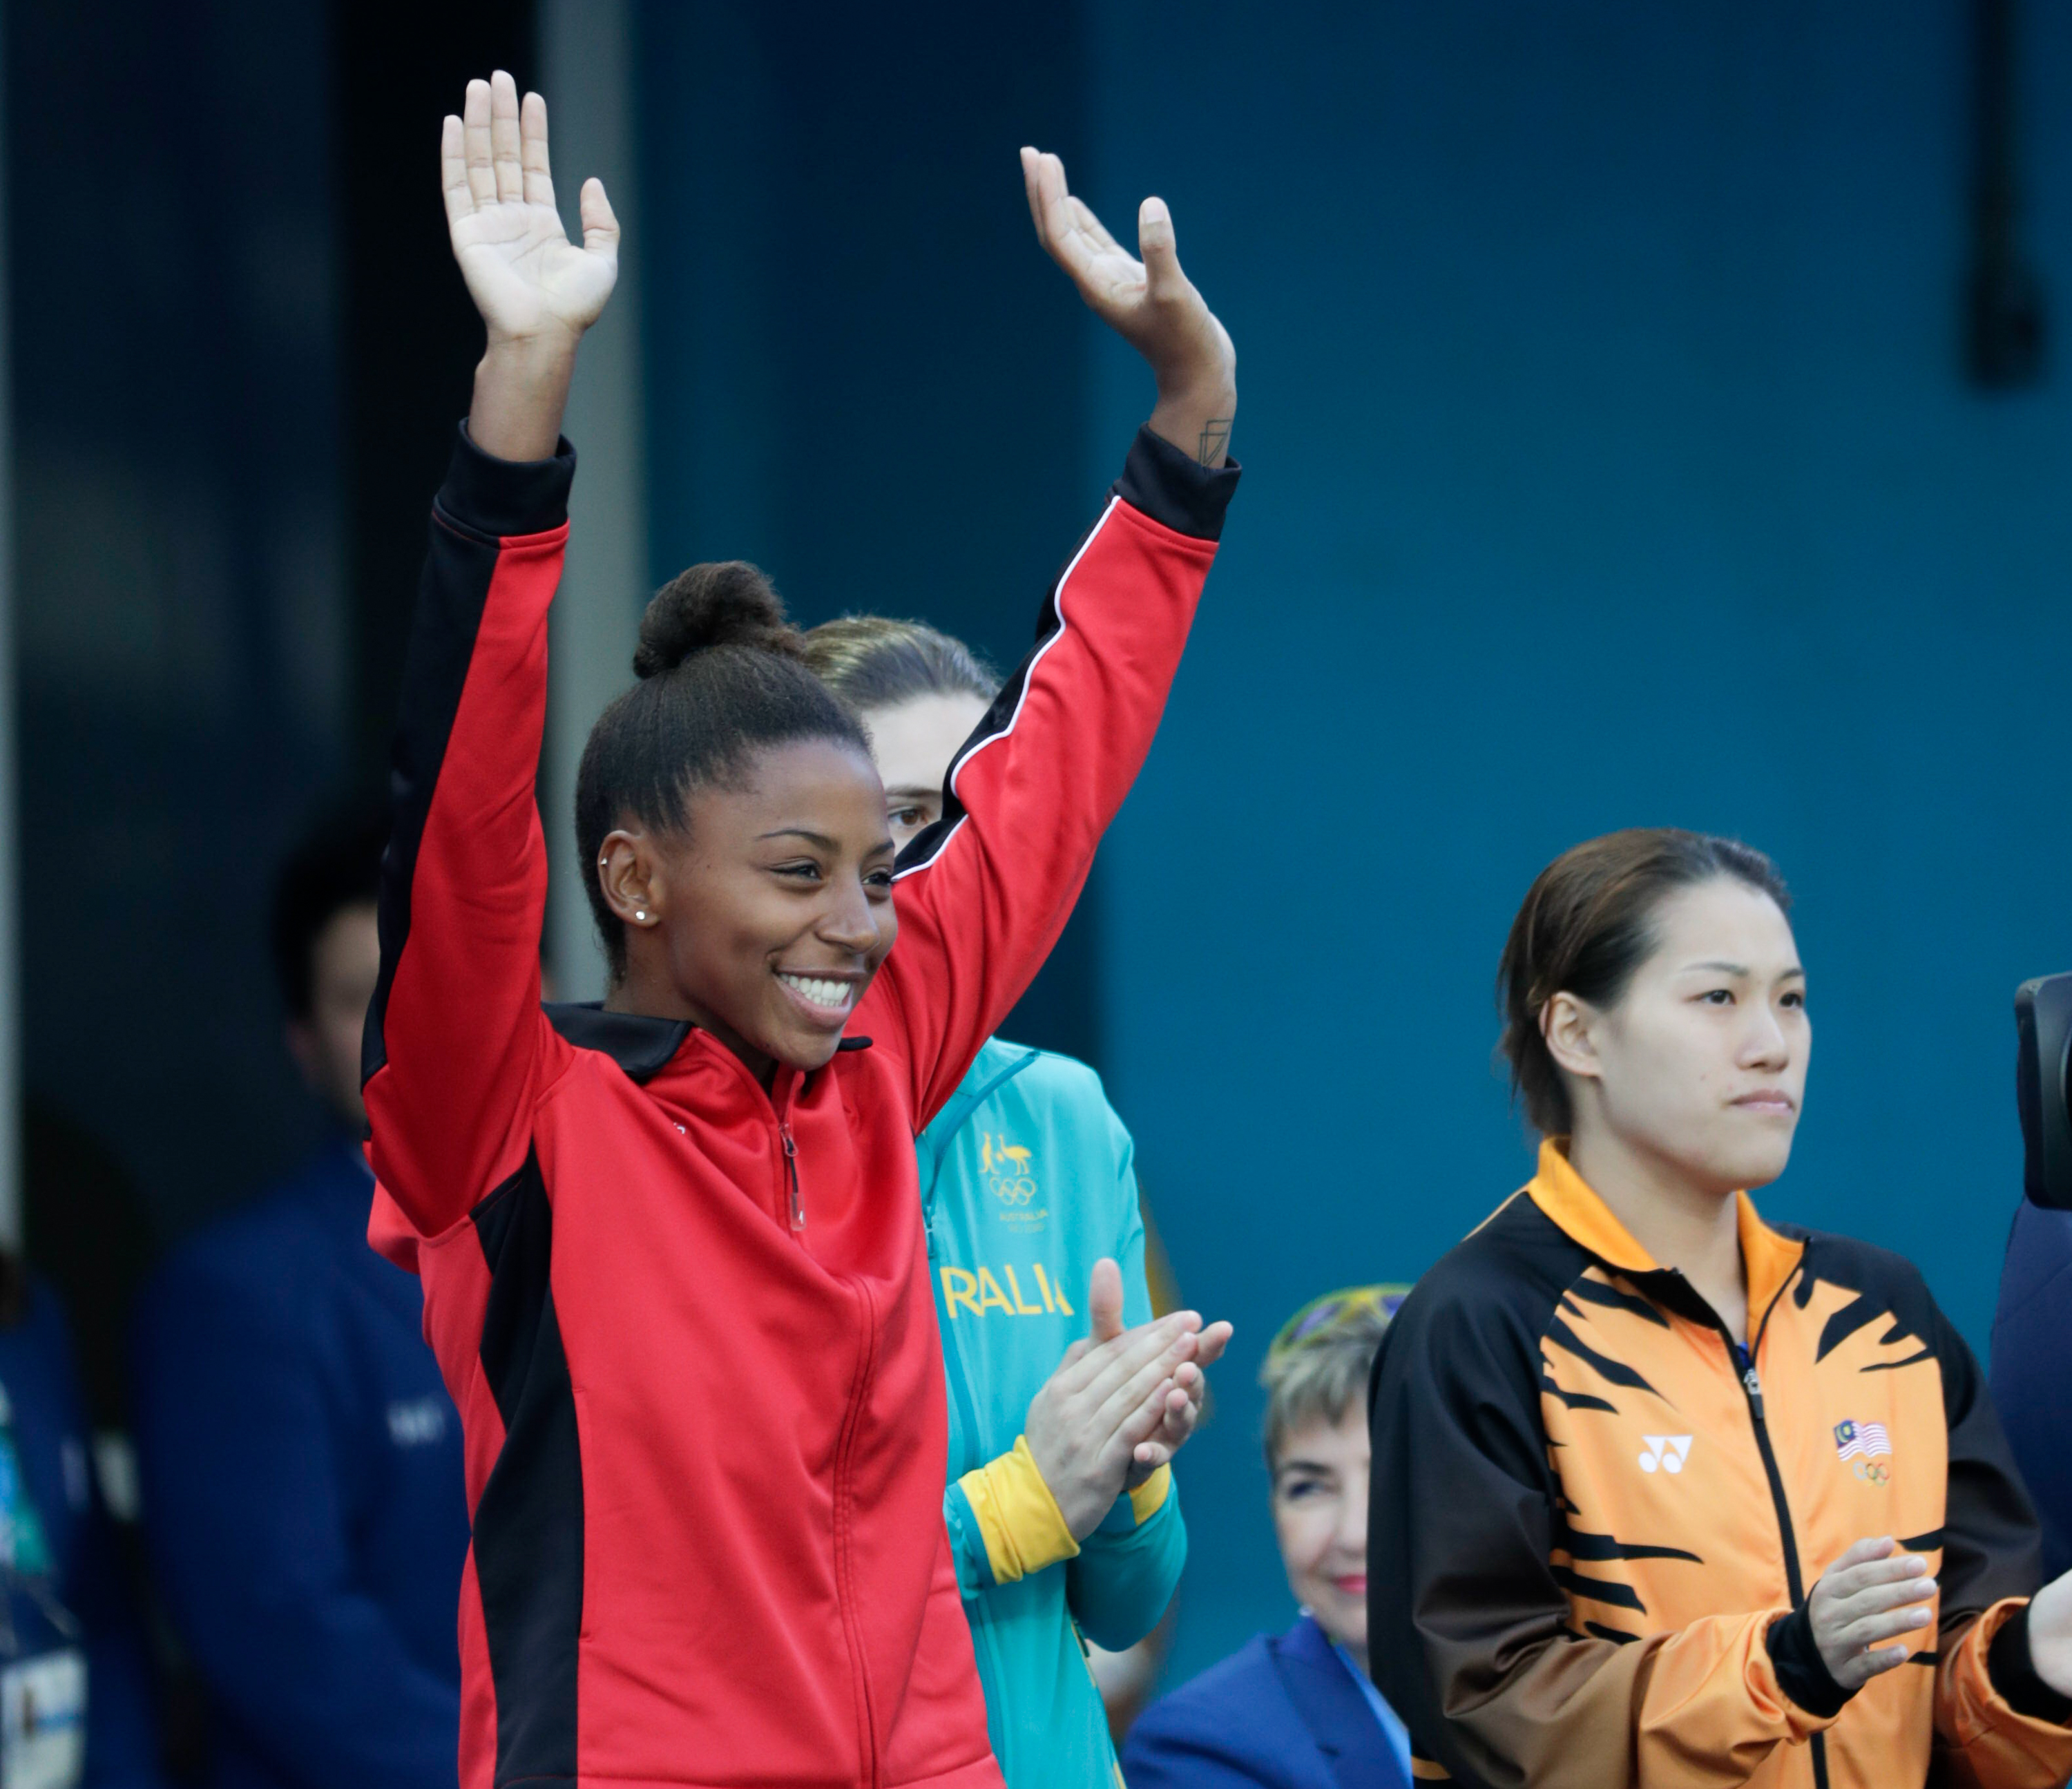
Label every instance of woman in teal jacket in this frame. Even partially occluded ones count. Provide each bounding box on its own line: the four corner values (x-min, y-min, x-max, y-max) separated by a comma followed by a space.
806, 615, 1232, 1786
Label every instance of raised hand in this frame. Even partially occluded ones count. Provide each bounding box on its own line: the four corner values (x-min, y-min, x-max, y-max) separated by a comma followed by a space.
443, 71, 620, 461
445, 72, 617, 346
1023, 1261, 1209, 1540
1021, 149, 1237, 468
1806, 1537, 1937, 1689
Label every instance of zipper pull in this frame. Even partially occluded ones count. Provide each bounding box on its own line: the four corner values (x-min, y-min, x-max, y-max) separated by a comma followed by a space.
1743, 1360, 1765, 1422
780, 1122, 804, 1231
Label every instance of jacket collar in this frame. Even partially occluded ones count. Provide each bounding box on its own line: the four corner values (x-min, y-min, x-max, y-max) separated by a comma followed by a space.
544, 1002, 874, 1089
545, 1002, 694, 1083
1526, 1138, 1803, 1322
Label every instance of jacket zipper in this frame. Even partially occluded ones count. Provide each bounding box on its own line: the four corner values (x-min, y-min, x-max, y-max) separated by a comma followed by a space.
1726, 1306, 1831, 1789
780, 1120, 804, 1230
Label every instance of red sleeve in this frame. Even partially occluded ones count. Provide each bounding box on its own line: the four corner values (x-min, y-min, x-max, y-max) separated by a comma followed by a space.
361, 426, 576, 1241
858, 428, 1238, 1129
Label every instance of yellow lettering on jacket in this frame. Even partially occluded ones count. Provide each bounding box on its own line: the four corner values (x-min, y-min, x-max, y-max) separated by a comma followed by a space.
1033, 1261, 1073, 1316
944, 1263, 1080, 1318
1001, 1265, 1045, 1315
940, 1267, 981, 1320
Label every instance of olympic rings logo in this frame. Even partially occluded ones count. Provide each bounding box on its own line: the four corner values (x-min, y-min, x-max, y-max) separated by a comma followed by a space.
989, 1176, 1038, 1205
1852, 1459, 1891, 1486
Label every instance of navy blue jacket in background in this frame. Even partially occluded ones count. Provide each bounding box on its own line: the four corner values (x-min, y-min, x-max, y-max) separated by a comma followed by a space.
1120, 1616, 1411, 1789
1991, 1195, 2072, 1581
130, 1140, 467, 1789
0, 1276, 162, 1787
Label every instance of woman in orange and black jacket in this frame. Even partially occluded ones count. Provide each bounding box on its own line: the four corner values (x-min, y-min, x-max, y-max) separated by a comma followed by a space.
1368, 829, 2072, 1789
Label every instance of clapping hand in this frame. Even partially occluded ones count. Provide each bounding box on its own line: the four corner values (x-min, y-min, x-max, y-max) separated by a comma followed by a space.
2027, 1563, 2072, 1699
1022, 1260, 1232, 1541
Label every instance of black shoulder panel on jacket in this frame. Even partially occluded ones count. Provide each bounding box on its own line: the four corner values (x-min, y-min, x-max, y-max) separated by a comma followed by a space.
363, 426, 577, 1091
1366, 1189, 1596, 1788
470, 1152, 582, 1784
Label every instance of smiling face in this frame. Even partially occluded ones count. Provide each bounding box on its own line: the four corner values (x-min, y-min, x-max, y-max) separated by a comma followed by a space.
859, 691, 992, 850
1272, 1406, 1371, 1665
1550, 877, 1810, 1198
603, 737, 898, 1080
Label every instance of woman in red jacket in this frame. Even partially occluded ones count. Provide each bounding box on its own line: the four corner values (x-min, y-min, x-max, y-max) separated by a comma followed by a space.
362, 73, 1238, 1789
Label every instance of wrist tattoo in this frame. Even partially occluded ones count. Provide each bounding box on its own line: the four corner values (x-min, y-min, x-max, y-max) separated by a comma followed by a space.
1196, 418, 1233, 468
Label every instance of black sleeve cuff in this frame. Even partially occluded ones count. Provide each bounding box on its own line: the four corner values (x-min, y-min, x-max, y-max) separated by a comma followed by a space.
1766, 1607, 1855, 1719
435, 421, 578, 541
1988, 1602, 2072, 1724
1113, 425, 1241, 542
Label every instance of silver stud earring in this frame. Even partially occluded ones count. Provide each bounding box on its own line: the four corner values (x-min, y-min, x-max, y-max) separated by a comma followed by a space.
635, 910, 647, 922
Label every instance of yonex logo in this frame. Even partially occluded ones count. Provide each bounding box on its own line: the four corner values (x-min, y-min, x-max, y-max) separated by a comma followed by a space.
1637, 1435, 1694, 1475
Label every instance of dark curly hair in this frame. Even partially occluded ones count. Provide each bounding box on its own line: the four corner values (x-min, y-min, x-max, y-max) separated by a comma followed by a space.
1497, 828, 1792, 1136
573, 562, 870, 981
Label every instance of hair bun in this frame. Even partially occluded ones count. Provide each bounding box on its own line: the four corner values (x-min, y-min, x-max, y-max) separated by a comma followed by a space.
633, 561, 801, 678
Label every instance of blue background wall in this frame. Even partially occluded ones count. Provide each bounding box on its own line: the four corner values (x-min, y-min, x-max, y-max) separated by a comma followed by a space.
637, 3, 2072, 1690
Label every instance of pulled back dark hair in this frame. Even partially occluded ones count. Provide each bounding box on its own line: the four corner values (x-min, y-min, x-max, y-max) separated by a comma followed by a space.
1497, 828, 1792, 1136
575, 562, 870, 981
800, 614, 999, 715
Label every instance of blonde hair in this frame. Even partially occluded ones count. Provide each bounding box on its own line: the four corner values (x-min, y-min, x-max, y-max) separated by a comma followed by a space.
800, 615, 998, 716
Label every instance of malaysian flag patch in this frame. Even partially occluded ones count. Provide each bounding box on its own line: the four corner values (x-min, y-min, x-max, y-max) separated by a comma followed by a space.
1833, 1419, 1892, 1460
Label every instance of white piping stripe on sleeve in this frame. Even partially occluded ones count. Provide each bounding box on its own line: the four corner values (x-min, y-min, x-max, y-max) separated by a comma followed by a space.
893, 494, 1124, 881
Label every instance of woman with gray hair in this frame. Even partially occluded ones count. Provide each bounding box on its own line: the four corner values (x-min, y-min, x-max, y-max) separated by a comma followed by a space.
1122, 1287, 1414, 1789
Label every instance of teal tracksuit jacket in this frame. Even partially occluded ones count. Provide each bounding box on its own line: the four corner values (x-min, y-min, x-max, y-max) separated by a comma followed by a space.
918, 1039, 1186, 1788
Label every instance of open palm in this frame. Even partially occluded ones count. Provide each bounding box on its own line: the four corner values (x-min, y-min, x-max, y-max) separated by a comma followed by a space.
444, 72, 617, 346
1020, 149, 1234, 400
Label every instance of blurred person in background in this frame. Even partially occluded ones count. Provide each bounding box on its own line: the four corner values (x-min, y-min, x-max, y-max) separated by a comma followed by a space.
0, 1254, 163, 1788
804, 617, 1231, 1786
1368, 829, 2072, 1788
128, 802, 467, 1789
1121, 1286, 1412, 1789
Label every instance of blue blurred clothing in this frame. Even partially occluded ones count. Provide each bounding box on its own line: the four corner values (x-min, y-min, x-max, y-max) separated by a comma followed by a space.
0, 1276, 162, 1788
1330, 1640, 1411, 1779
131, 1140, 467, 1789
1120, 1614, 1412, 1789
1990, 1194, 2072, 1580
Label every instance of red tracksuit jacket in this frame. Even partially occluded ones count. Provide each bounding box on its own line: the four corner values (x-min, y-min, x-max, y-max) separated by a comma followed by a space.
361, 423, 1237, 1789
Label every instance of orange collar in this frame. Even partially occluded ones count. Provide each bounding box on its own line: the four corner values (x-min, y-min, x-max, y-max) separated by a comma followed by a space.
1525, 1139, 1803, 1321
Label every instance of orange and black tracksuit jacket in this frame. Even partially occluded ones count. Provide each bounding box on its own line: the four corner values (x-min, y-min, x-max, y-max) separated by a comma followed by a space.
1368, 1140, 2072, 1789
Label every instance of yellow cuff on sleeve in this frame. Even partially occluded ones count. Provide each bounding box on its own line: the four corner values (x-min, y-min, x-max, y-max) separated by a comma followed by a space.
1127, 1463, 1172, 1524
958, 1436, 1080, 1585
